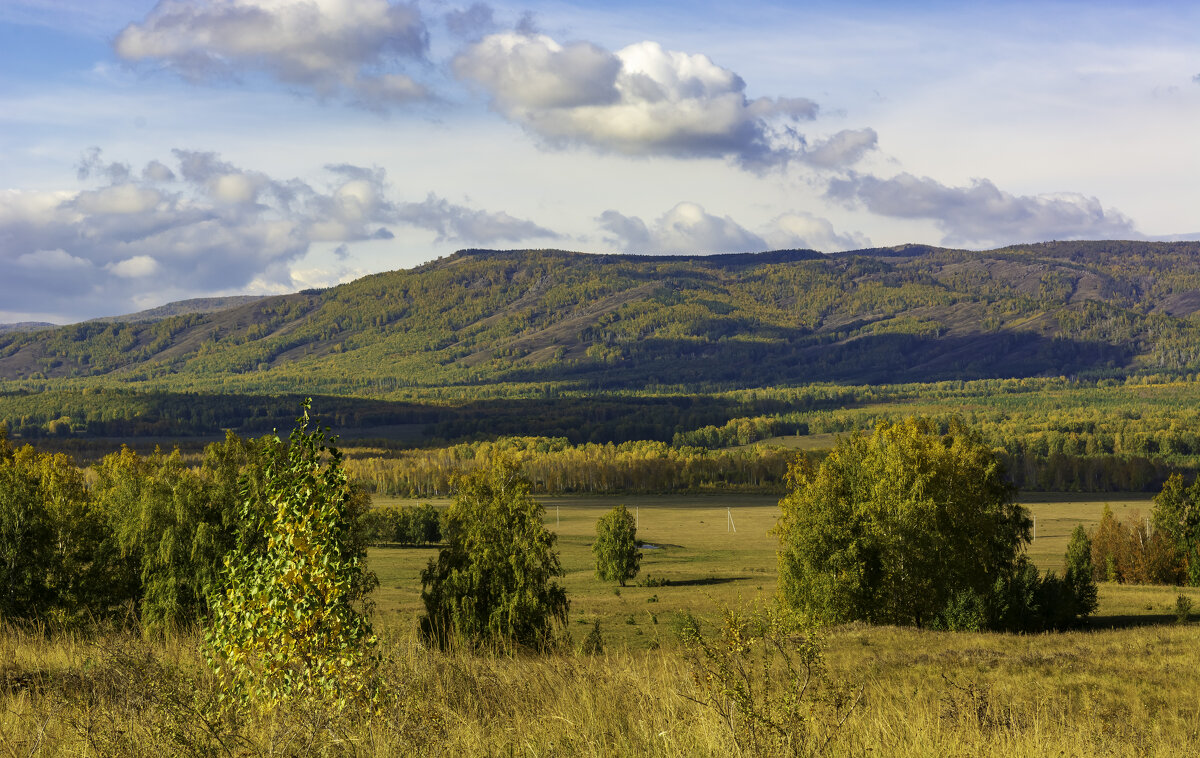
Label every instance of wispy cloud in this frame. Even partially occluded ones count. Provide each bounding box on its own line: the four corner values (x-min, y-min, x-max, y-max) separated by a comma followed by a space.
0, 148, 559, 320
828, 172, 1138, 247
396, 194, 558, 243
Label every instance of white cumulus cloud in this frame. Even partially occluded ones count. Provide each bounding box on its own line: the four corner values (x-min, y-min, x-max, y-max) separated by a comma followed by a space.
108, 255, 162, 278
455, 33, 868, 171
115, 0, 430, 108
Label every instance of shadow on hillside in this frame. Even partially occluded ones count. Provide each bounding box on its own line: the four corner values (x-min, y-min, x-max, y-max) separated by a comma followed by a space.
5, 332, 1129, 448
13, 389, 849, 448
500, 330, 1132, 388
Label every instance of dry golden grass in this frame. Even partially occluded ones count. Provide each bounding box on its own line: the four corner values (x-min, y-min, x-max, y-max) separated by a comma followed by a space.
3, 618, 1200, 757
4, 493, 1194, 756
824, 623, 1200, 757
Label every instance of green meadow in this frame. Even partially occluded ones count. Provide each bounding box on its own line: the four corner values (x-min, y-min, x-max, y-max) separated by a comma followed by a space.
369, 492, 1189, 648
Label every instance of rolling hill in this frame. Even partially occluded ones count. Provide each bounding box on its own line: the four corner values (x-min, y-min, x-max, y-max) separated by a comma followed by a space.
5, 240, 1200, 441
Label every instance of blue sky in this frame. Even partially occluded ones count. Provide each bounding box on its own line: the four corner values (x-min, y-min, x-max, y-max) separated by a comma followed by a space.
1, 0, 1198, 322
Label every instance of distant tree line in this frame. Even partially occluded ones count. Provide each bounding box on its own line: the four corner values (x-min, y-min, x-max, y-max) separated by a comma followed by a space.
346, 437, 797, 497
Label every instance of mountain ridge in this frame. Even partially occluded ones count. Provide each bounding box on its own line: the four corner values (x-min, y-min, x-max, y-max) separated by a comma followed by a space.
3, 241, 1200, 391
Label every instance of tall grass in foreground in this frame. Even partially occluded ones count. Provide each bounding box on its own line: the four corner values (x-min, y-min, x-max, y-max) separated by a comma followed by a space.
2, 618, 1199, 756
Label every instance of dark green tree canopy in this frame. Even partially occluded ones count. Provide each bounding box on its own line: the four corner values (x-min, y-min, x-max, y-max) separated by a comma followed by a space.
1063, 524, 1098, 618
593, 504, 641, 586
420, 456, 568, 650
1153, 473, 1200, 586
777, 417, 1030, 627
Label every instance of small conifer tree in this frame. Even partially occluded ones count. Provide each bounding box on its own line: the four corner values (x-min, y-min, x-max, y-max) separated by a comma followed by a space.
1064, 524, 1099, 617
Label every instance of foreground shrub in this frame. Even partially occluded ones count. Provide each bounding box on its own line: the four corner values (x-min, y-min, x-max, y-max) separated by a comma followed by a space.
675, 603, 860, 757
205, 401, 378, 710
420, 456, 568, 650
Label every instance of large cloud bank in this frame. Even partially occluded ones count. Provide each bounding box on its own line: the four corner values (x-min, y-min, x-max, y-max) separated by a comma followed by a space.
1, 149, 557, 321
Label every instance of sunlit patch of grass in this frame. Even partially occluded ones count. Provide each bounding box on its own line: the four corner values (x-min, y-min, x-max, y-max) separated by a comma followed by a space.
3, 620, 1200, 756
369, 493, 1173, 646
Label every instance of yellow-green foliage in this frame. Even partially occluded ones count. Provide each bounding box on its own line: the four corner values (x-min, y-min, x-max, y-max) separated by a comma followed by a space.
204, 402, 378, 710
592, 504, 641, 586
1090, 505, 1182, 585
419, 457, 568, 650
0, 432, 114, 627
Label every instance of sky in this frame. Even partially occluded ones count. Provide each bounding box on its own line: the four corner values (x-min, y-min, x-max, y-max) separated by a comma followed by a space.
1, 0, 1198, 323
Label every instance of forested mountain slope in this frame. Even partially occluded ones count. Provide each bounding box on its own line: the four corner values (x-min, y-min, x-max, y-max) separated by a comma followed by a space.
4, 241, 1199, 392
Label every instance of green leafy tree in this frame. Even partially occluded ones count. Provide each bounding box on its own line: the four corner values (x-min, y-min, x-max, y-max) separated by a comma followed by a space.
593, 504, 641, 586
420, 456, 568, 650
205, 401, 378, 709
1090, 505, 1127, 582
23, 446, 114, 626
0, 435, 53, 621
0, 433, 114, 625
777, 418, 1030, 627
412, 502, 442, 545
90, 433, 271, 632
1153, 473, 1200, 585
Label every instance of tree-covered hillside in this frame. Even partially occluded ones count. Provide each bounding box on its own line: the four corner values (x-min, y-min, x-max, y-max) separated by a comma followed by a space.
7, 241, 1200, 444
5, 241, 1200, 389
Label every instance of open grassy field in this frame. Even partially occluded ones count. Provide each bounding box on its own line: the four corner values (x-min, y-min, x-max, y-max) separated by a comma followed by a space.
4, 492, 1199, 756
5, 609, 1199, 755
370, 492, 1192, 648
